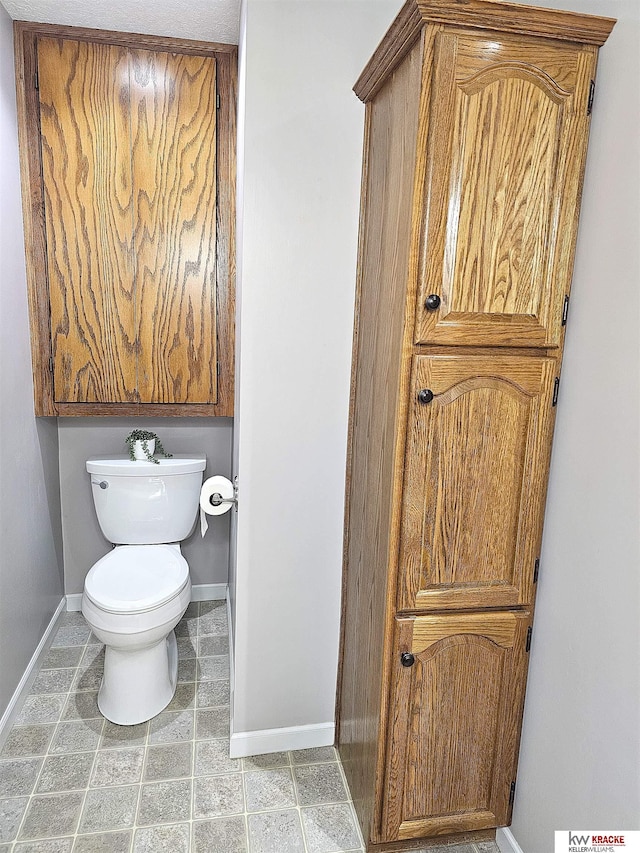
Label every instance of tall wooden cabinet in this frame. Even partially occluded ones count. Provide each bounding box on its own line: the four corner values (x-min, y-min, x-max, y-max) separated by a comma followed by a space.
336, 1, 614, 849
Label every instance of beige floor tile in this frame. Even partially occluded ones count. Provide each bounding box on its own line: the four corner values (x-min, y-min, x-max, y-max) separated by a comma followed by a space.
19, 791, 84, 840
1, 605, 373, 853
192, 815, 248, 853
137, 780, 192, 825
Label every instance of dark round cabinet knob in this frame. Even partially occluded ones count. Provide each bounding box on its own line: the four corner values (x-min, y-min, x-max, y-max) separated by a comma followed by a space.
418, 389, 434, 405
400, 652, 415, 668
424, 294, 441, 311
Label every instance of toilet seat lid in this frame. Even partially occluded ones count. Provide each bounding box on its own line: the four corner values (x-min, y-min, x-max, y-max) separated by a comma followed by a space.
85, 545, 189, 614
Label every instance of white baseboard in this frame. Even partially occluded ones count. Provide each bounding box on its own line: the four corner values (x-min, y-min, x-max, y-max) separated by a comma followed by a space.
0, 597, 66, 748
226, 595, 235, 718
497, 827, 525, 853
66, 593, 83, 611
66, 582, 227, 612
191, 583, 227, 602
229, 722, 335, 759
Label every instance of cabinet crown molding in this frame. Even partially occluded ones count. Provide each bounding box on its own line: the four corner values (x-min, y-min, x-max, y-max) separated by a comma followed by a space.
354, 0, 615, 102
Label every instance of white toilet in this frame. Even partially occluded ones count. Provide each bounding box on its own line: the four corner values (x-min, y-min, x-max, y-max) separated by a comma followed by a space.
82, 454, 206, 725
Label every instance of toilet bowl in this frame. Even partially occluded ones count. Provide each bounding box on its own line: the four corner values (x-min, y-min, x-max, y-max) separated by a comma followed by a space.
82, 455, 206, 725
83, 544, 191, 725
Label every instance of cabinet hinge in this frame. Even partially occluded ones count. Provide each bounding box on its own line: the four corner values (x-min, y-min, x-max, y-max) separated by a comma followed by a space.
587, 79, 595, 115
34, 68, 39, 90
216, 361, 221, 377
552, 377, 560, 407
509, 780, 516, 807
48, 356, 54, 373
533, 558, 540, 584
561, 295, 570, 327
216, 93, 221, 110
525, 627, 533, 653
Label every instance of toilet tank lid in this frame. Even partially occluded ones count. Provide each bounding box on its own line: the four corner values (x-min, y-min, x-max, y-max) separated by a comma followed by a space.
87, 455, 206, 476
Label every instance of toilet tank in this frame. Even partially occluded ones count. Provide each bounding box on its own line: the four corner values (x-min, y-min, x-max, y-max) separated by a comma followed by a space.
86, 455, 206, 545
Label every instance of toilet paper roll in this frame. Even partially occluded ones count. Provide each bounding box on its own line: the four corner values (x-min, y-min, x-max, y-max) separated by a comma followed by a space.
200, 475, 235, 536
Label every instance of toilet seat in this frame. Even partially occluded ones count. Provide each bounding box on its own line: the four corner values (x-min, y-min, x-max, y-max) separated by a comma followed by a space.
85, 545, 189, 614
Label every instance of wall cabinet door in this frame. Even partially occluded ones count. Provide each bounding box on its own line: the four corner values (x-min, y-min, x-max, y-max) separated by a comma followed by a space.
415, 31, 594, 349
38, 37, 218, 405
381, 612, 531, 841
398, 355, 556, 612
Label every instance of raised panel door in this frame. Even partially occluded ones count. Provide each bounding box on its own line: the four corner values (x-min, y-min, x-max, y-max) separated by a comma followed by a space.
415, 31, 596, 348
381, 612, 531, 841
398, 355, 556, 611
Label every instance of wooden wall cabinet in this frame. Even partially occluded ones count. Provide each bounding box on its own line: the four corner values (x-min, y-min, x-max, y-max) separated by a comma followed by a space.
14, 23, 236, 416
336, 1, 614, 850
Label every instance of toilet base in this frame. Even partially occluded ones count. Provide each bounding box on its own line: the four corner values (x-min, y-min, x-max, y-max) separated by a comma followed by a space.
98, 630, 179, 725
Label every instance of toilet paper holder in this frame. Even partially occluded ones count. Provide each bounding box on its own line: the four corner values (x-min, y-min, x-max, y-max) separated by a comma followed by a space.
208, 476, 239, 509
208, 492, 235, 507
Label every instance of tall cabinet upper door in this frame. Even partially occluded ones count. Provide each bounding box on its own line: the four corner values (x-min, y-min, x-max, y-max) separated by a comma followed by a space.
415, 31, 596, 348
398, 355, 556, 612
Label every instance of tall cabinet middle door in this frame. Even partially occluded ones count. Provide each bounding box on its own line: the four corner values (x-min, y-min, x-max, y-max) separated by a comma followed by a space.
398, 355, 557, 612
38, 37, 218, 405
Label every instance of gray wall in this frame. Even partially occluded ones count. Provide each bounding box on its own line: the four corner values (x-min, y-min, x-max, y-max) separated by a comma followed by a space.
232, 0, 398, 739
58, 418, 233, 594
508, 0, 640, 847
229, 0, 247, 651
0, 3, 234, 721
233, 0, 640, 825
0, 4, 64, 718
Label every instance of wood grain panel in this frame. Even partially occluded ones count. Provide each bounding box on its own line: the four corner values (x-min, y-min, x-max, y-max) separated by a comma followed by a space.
38, 37, 137, 403
398, 355, 556, 611
453, 38, 579, 90
13, 26, 56, 415
415, 32, 593, 349
412, 612, 517, 651
449, 74, 562, 318
337, 38, 424, 847
14, 22, 235, 416
16, 20, 237, 55
354, 0, 614, 102
340, 4, 614, 849
131, 50, 217, 404
382, 613, 531, 840
405, 637, 503, 819
54, 402, 232, 417
363, 828, 495, 852
212, 50, 237, 417
413, 0, 615, 45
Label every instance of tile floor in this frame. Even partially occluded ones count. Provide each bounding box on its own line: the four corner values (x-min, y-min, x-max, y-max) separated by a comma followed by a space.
0, 602, 500, 853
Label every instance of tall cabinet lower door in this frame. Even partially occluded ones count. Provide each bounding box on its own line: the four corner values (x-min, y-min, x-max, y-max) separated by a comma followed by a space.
382, 613, 532, 842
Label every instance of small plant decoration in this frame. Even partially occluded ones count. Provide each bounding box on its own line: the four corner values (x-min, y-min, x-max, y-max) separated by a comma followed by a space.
124, 429, 173, 465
